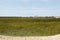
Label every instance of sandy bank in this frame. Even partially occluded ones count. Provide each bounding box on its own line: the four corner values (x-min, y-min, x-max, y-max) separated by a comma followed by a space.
0, 34, 60, 40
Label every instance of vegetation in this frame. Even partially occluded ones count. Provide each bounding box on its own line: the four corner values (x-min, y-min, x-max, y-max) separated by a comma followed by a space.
0, 17, 60, 36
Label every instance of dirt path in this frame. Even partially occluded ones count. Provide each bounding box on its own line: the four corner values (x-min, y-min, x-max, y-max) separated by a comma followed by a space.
0, 34, 60, 40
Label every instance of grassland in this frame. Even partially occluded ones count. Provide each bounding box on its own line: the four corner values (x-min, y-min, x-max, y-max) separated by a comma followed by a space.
0, 17, 60, 36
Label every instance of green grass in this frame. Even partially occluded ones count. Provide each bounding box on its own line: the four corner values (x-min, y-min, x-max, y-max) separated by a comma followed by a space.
0, 17, 60, 36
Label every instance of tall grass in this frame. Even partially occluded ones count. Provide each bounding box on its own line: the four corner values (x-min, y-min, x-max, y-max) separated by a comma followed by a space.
0, 17, 60, 36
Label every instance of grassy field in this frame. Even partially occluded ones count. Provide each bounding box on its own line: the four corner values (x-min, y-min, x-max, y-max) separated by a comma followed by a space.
0, 17, 60, 36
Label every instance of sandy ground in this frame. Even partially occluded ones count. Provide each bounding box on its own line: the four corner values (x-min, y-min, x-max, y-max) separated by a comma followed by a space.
0, 34, 60, 40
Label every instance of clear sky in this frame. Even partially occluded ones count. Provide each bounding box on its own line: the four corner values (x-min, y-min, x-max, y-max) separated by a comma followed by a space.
0, 0, 60, 16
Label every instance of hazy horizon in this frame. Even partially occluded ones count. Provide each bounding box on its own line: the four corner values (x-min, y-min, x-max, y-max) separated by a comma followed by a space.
0, 0, 60, 16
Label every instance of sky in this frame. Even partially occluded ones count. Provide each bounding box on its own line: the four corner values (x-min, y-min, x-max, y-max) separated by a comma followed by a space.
0, 0, 60, 16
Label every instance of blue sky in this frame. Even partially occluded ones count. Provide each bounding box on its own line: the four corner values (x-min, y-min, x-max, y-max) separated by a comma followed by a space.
0, 0, 60, 16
